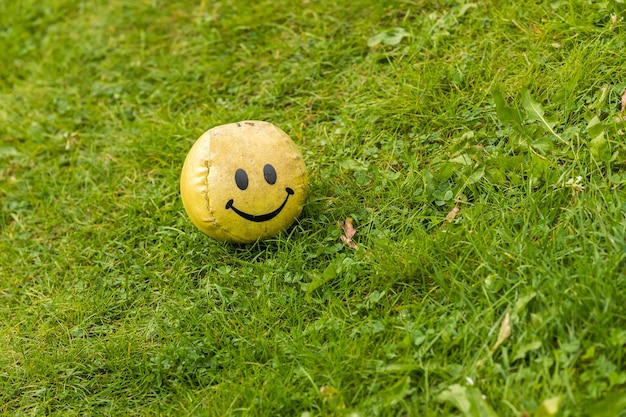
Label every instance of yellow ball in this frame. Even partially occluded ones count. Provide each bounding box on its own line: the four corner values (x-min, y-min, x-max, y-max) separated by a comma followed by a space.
180, 121, 308, 243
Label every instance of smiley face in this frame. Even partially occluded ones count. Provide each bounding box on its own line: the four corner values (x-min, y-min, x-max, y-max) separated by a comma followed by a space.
180, 121, 308, 243
225, 164, 295, 222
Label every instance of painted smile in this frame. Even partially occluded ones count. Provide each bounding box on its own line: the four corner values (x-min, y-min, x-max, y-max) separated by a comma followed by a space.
225, 188, 294, 222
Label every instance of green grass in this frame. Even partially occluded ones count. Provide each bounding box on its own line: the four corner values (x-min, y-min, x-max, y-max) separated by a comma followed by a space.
1, 0, 626, 415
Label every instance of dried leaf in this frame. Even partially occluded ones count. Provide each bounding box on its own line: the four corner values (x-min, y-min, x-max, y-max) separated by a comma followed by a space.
343, 218, 357, 239
530, 23, 543, 34
445, 201, 461, 223
340, 234, 358, 250
621, 88, 626, 113
338, 218, 358, 250
491, 311, 511, 353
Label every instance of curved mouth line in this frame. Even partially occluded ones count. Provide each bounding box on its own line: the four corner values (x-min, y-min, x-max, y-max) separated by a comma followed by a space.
225, 188, 294, 223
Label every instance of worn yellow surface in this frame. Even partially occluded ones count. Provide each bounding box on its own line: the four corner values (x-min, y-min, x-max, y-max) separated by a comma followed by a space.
180, 121, 308, 243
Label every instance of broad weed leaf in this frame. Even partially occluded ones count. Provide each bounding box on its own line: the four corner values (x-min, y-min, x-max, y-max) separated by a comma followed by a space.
532, 137, 554, 154
0, 146, 20, 158
590, 136, 611, 161
493, 89, 522, 126
449, 153, 474, 166
380, 376, 411, 407
587, 116, 611, 161
438, 384, 499, 417
522, 88, 565, 142
465, 165, 485, 185
438, 385, 471, 413
367, 27, 410, 47
456, 3, 477, 17
587, 391, 626, 417
382, 27, 410, 46
522, 88, 547, 123
513, 340, 542, 361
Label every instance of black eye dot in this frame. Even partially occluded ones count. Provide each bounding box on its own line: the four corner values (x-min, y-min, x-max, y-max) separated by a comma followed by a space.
263, 164, 277, 185
235, 168, 248, 190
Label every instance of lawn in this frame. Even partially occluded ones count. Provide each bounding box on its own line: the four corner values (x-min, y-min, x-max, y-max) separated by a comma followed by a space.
1, 0, 625, 415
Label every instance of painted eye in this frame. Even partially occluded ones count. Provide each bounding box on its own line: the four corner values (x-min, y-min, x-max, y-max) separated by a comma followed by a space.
235, 168, 248, 190
263, 164, 277, 185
